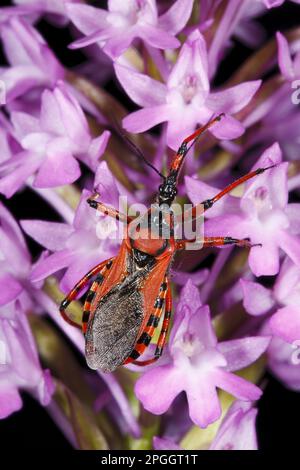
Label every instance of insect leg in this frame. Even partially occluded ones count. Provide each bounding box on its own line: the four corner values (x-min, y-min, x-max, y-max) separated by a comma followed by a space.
87, 193, 132, 224
82, 268, 110, 334
59, 257, 114, 329
202, 237, 262, 248
176, 236, 261, 250
152, 282, 172, 361
192, 164, 276, 215
123, 278, 169, 366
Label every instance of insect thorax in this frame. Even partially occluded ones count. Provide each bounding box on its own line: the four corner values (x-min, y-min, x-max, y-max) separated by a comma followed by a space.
127, 204, 173, 257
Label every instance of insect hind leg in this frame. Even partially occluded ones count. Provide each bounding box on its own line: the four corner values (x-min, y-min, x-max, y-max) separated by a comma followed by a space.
60, 257, 114, 329
81, 272, 109, 334
123, 277, 171, 367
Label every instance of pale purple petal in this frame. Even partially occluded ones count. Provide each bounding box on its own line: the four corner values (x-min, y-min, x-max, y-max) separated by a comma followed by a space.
0, 387, 22, 419
20, 220, 73, 251
0, 65, 46, 102
285, 204, 300, 235
122, 105, 172, 133
0, 152, 42, 198
186, 378, 221, 428
172, 268, 209, 287
11, 111, 40, 138
0, 201, 28, 254
210, 401, 258, 450
267, 336, 300, 391
264, 0, 285, 7
39, 88, 64, 134
69, 26, 114, 50
276, 31, 294, 80
251, 141, 282, 170
206, 81, 261, 114
210, 114, 245, 140
139, 25, 180, 50
53, 84, 90, 144
188, 307, 218, 349
166, 111, 200, 150
168, 30, 209, 91
158, 0, 194, 35
248, 242, 280, 277
0, 274, 22, 306
34, 145, 81, 188
87, 131, 110, 170
66, 4, 108, 35
278, 231, 300, 268
103, 30, 136, 58
185, 176, 240, 218
135, 365, 184, 415
169, 279, 203, 342
219, 336, 271, 372
177, 278, 202, 311
269, 306, 300, 343
30, 250, 75, 282
274, 258, 300, 305
94, 161, 122, 208
114, 64, 167, 107
203, 215, 247, 239
240, 279, 275, 316
60, 254, 106, 294
37, 369, 55, 406
214, 369, 263, 401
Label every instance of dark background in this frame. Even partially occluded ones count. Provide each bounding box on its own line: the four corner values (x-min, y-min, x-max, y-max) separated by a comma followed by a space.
0, 0, 299, 449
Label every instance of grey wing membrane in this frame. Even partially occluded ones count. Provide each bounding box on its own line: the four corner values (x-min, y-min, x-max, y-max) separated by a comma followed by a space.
85, 266, 152, 372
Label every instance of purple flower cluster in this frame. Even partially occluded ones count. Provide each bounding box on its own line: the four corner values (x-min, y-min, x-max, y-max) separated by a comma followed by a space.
0, 0, 300, 451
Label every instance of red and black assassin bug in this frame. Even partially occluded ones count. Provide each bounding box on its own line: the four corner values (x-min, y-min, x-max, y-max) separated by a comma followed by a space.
60, 114, 275, 372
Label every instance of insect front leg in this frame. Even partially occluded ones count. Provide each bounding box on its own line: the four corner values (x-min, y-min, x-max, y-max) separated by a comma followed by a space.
191, 164, 276, 216
60, 257, 114, 329
87, 193, 132, 224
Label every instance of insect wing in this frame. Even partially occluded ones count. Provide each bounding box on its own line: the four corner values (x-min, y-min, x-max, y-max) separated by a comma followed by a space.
85, 243, 173, 372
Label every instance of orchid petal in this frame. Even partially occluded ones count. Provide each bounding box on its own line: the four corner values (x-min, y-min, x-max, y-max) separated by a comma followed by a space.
115, 64, 167, 107
158, 0, 194, 35
207, 81, 261, 114
240, 279, 275, 316
20, 220, 73, 251
219, 336, 271, 372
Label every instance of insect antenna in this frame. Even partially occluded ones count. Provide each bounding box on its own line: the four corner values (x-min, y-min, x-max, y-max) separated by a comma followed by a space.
110, 117, 165, 179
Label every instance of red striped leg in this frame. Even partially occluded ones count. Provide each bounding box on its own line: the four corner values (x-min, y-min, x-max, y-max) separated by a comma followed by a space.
81, 262, 112, 334
123, 278, 169, 366
152, 282, 172, 361
191, 164, 276, 216
176, 236, 261, 250
87, 193, 132, 224
59, 257, 114, 329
